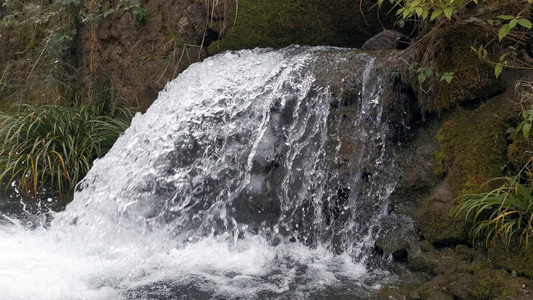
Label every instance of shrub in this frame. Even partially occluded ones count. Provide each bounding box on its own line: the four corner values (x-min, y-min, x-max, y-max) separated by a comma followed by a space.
0, 104, 133, 196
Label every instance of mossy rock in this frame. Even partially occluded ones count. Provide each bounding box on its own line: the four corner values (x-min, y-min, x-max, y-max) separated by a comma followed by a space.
436, 95, 515, 195
406, 242, 533, 300
508, 132, 533, 171
416, 182, 468, 244
488, 243, 533, 280
416, 25, 504, 113
209, 0, 402, 53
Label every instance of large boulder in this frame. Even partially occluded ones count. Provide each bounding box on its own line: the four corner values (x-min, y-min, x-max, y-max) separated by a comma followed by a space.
361, 30, 411, 50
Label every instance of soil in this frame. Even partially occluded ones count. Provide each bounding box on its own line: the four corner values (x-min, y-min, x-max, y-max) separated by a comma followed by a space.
76, 0, 208, 110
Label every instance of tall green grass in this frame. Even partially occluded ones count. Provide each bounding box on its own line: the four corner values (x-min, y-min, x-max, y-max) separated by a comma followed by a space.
452, 168, 533, 247
0, 104, 133, 196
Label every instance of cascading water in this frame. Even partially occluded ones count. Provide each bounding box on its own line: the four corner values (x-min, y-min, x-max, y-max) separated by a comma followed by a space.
0, 46, 410, 299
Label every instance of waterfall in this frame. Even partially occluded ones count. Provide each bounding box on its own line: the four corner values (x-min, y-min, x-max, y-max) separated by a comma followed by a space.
0, 46, 409, 299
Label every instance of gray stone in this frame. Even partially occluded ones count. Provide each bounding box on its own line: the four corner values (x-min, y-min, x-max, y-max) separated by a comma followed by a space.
361, 30, 411, 50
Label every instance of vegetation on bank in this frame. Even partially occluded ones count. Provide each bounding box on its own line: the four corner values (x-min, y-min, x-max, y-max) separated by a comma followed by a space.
0, 0, 79, 108
0, 103, 134, 196
384, 0, 532, 113
208, 0, 400, 53
0, 1, 143, 197
379, 0, 533, 252
453, 171, 533, 248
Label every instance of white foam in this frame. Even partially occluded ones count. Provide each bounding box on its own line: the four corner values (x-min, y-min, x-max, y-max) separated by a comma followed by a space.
0, 224, 371, 299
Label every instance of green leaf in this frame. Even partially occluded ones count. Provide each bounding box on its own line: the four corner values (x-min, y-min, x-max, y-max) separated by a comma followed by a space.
516, 122, 524, 134
403, 8, 410, 19
415, 6, 423, 17
440, 72, 454, 83
444, 7, 453, 19
396, 7, 405, 15
430, 9, 443, 21
421, 8, 429, 20
426, 67, 434, 77
440, 75, 452, 83
498, 23, 510, 41
509, 19, 518, 30
497, 15, 515, 20
499, 53, 509, 62
523, 123, 531, 138
418, 73, 427, 84
517, 18, 532, 29
487, 19, 494, 25
495, 63, 504, 78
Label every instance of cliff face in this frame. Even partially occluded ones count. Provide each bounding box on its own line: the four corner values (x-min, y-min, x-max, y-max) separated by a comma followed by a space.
0, 0, 401, 110
74, 0, 403, 109
0, 0, 208, 110
75, 0, 207, 110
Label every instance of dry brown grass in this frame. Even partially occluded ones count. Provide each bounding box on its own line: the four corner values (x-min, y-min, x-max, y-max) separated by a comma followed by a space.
199, 0, 238, 54
515, 78, 533, 110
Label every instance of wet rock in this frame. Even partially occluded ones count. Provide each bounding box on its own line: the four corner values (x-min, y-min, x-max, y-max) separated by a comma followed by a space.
488, 243, 533, 279
415, 181, 467, 245
402, 240, 533, 300
361, 30, 411, 50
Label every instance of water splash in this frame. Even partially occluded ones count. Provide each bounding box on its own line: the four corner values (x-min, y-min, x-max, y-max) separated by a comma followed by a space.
0, 46, 404, 299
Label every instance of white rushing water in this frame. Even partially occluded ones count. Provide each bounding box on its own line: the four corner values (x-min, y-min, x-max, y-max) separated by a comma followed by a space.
0, 46, 398, 299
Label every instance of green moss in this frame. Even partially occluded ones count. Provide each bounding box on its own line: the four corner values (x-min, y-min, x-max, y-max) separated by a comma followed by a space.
468, 268, 525, 300
488, 243, 533, 279
433, 149, 446, 176
416, 195, 467, 244
210, 0, 398, 53
508, 132, 533, 171
436, 95, 515, 194
417, 26, 504, 114
470, 277, 495, 300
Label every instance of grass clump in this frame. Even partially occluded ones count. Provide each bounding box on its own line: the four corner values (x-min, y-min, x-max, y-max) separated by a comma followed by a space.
452, 166, 533, 248
0, 104, 133, 196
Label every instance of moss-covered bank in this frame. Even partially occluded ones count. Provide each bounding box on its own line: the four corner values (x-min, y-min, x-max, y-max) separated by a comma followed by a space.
209, 0, 403, 53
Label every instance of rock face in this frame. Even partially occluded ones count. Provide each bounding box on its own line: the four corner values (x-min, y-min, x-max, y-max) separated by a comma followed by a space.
0, 0, 413, 109
210, 0, 408, 53
77, 0, 208, 109
361, 30, 411, 50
